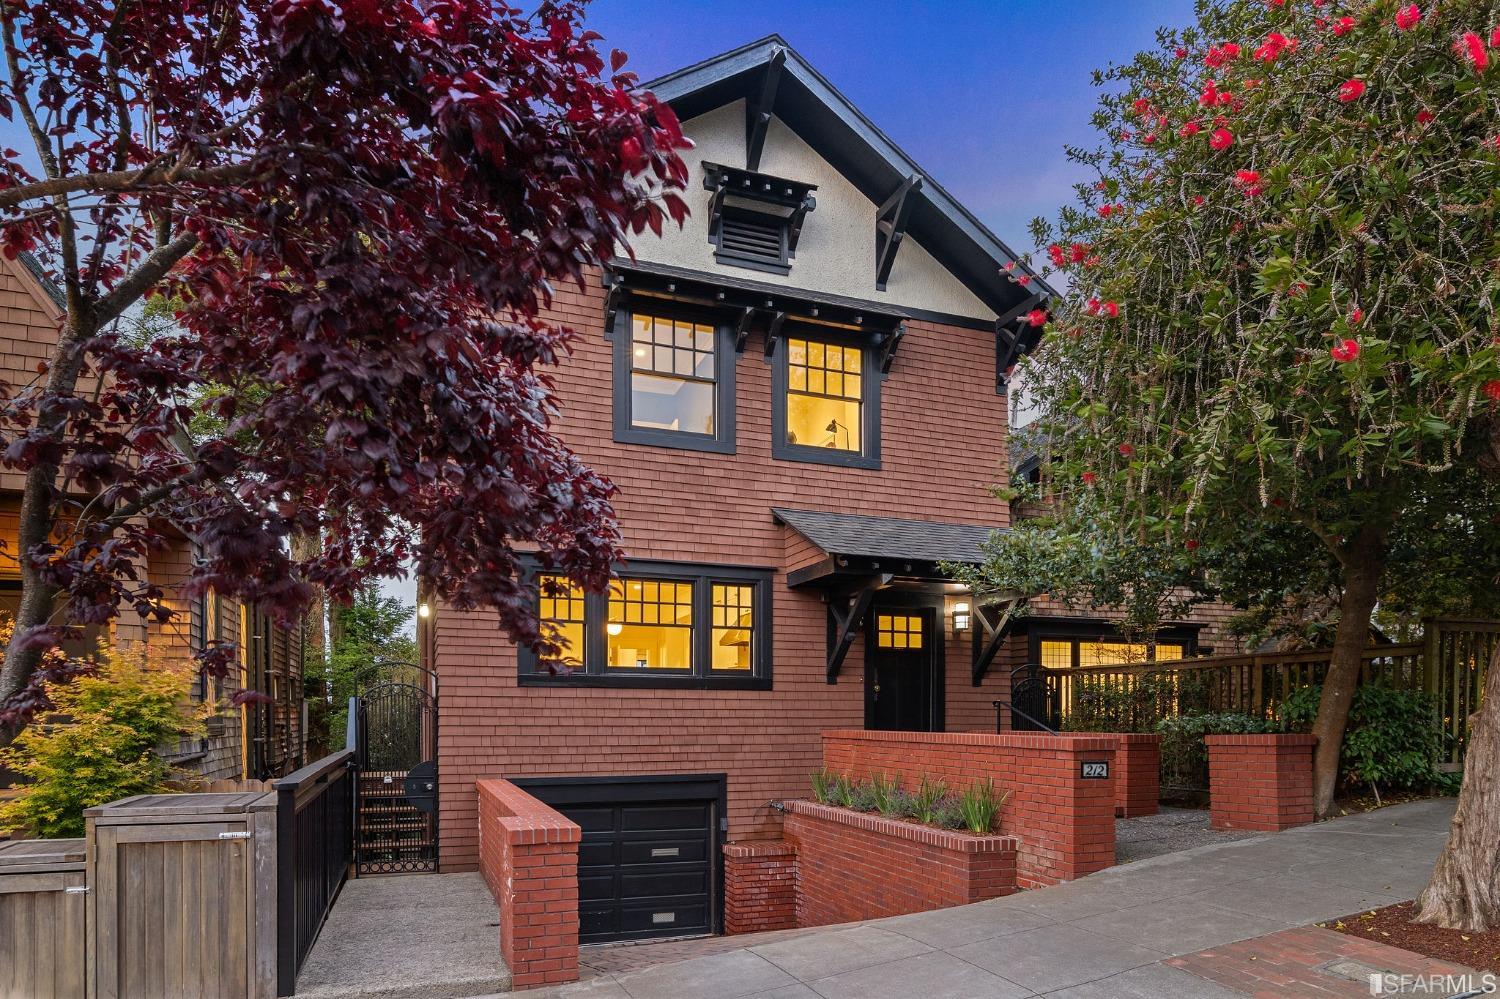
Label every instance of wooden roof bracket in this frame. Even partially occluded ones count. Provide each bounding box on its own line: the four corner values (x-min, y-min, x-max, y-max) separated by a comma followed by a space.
875, 173, 923, 291
826, 574, 891, 683
763, 309, 787, 359
603, 269, 628, 334
994, 293, 1047, 393
734, 306, 755, 353
745, 47, 788, 172
971, 597, 1026, 686
876, 322, 905, 374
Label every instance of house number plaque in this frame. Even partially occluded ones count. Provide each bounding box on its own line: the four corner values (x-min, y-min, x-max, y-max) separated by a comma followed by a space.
1080, 761, 1109, 779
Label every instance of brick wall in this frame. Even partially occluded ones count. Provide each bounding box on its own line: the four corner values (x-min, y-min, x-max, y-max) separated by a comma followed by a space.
1114, 733, 1161, 818
1205, 734, 1316, 832
723, 840, 798, 934
783, 800, 1017, 926
476, 778, 582, 989
434, 270, 1021, 870
820, 729, 1116, 887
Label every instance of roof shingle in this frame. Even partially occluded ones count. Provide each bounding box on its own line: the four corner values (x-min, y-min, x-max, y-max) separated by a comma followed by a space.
772, 507, 1001, 566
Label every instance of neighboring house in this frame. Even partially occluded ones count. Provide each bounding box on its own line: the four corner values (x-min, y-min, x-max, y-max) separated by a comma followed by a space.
0, 252, 307, 783
424, 35, 1239, 942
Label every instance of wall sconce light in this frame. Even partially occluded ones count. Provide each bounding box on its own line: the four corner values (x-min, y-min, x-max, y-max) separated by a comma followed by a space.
952, 602, 971, 634
417, 603, 432, 619
607, 622, 624, 636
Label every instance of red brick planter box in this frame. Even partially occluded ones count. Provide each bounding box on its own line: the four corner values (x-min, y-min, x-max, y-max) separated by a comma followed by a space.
1205, 733, 1317, 832
782, 799, 1018, 928
820, 730, 1117, 886
1114, 733, 1162, 818
476, 779, 582, 990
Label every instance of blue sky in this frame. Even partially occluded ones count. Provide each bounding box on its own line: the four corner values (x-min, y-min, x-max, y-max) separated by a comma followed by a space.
587, 0, 1197, 251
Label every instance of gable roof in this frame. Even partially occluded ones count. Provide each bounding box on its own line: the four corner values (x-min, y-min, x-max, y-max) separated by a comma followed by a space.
3, 252, 65, 316
773, 507, 1000, 566
644, 35, 1057, 326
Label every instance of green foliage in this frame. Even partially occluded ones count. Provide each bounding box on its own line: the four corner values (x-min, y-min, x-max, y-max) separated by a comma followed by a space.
1156, 711, 1279, 794
0, 648, 203, 838
1278, 684, 1454, 791
810, 769, 835, 805
976, 0, 1500, 644
318, 585, 419, 744
958, 778, 1010, 835
830, 775, 856, 809
868, 773, 898, 815
1062, 672, 1190, 732
912, 777, 947, 825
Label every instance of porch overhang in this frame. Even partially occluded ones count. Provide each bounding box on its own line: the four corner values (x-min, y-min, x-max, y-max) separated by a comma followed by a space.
773, 507, 1001, 588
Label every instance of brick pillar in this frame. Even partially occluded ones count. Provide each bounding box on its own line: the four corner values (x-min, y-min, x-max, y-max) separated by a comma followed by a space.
1114, 733, 1162, 818
723, 841, 798, 934
1205, 734, 1317, 831
476, 779, 582, 989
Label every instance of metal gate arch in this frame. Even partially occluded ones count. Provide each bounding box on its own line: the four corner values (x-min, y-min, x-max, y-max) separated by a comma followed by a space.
354, 663, 439, 875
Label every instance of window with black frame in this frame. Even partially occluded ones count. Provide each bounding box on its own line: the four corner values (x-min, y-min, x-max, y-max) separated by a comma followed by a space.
612, 308, 736, 454
523, 561, 771, 688
772, 331, 880, 469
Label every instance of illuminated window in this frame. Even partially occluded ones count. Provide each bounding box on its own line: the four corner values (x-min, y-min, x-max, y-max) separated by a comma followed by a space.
523, 561, 771, 685
608, 578, 694, 670
876, 613, 924, 650
539, 575, 585, 667
1038, 637, 1190, 669
711, 584, 755, 671
1039, 640, 1073, 670
630, 314, 717, 435
786, 338, 861, 452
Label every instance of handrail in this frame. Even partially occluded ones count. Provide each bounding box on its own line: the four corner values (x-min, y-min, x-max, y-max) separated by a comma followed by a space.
993, 699, 1058, 735
274, 746, 356, 996
344, 694, 359, 754
1049, 642, 1424, 679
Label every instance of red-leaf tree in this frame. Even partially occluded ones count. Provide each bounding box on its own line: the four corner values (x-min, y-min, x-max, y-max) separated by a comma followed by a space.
0, 0, 690, 735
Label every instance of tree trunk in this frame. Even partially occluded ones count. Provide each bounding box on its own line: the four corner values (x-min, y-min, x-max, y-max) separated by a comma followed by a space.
0, 320, 90, 745
1310, 523, 1387, 819
1414, 640, 1500, 932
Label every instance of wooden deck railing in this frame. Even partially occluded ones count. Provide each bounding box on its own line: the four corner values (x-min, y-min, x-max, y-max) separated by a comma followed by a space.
1041, 618, 1496, 765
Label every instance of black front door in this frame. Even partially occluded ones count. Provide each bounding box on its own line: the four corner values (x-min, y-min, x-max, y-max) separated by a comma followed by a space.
866, 606, 939, 731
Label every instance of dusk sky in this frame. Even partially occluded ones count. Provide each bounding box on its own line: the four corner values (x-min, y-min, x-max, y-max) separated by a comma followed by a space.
587, 0, 1198, 253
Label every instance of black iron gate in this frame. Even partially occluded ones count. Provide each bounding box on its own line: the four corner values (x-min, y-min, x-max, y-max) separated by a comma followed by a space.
353, 666, 439, 875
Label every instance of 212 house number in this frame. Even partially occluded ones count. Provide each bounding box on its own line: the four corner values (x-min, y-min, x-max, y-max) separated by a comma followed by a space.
1080, 761, 1109, 779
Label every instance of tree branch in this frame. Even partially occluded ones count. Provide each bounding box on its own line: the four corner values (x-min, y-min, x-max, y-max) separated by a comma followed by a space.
0, 162, 254, 212
89, 229, 200, 329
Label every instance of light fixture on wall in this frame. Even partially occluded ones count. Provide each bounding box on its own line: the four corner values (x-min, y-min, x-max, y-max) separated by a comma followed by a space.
952, 602, 971, 634
417, 603, 432, 619
607, 622, 623, 636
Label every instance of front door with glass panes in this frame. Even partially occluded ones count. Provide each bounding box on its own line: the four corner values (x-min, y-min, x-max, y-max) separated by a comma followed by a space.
865, 608, 937, 731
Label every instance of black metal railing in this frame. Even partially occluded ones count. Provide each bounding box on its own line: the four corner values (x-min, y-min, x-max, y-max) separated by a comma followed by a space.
275, 737, 356, 996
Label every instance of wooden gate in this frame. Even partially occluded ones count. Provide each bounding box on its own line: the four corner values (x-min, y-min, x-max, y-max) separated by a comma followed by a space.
0, 838, 87, 999
354, 669, 438, 875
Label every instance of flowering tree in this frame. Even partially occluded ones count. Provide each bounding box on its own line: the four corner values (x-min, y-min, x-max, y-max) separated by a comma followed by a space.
997, 0, 1500, 839
0, 0, 690, 736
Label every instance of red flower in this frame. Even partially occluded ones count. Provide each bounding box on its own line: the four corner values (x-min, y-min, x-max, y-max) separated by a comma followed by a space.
1143, 133, 1158, 145
1048, 244, 1066, 267
1209, 127, 1234, 150
1025, 308, 1048, 328
1332, 16, 1355, 36
1234, 169, 1262, 196
1395, 5, 1420, 30
1102, 301, 1121, 318
1132, 97, 1152, 116
1069, 243, 1090, 263
1349, 308, 1364, 324
1099, 203, 1121, 218
1175, 47, 1189, 59
1254, 32, 1296, 61
1185, 539, 1201, 551
1193, 194, 1205, 205
1492, 27, 1500, 48
1081, 472, 1098, 485
1017, 275, 1032, 286
1118, 443, 1135, 457
1179, 120, 1202, 138
1337, 79, 1366, 102
1416, 109, 1435, 124
1085, 298, 1102, 315
1330, 338, 1360, 362
1456, 32, 1490, 73
1199, 80, 1223, 107
1485, 380, 1500, 401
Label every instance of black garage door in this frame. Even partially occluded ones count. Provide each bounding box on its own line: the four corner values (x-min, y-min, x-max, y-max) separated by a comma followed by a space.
515, 775, 724, 944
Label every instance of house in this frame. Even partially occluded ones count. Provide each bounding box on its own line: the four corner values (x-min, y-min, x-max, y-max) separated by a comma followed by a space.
426, 36, 1242, 943
0, 251, 307, 784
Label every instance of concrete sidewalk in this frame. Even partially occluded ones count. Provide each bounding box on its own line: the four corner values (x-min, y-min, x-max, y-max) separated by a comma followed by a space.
521, 797, 1457, 999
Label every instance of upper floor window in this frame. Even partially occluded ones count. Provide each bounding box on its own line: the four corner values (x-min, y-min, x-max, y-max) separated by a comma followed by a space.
772, 332, 881, 470
611, 308, 736, 454
521, 560, 772, 689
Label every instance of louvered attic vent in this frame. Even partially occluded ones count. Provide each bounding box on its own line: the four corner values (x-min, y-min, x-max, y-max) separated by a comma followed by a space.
703, 162, 816, 276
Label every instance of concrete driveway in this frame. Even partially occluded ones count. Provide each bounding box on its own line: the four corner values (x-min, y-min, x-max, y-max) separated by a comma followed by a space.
518, 797, 1458, 999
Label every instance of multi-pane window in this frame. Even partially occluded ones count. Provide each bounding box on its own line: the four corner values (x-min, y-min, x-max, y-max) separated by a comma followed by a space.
539, 574, 586, 667
522, 562, 771, 687
630, 314, 717, 436
607, 578, 694, 670
711, 584, 755, 671
1039, 637, 1186, 669
876, 613, 924, 650
785, 337, 862, 452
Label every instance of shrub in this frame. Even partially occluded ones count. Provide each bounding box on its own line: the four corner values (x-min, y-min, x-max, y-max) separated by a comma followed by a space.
1278, 684, 1453, 792
958, 778, 1010, 834
932, 795, 965, 831
0, 647, 204, 838
830, 775, 856, 809
912, 776, 946, 824
810, 769, 835, 804
1156, 711, 1277, 795
847, 778, 879, 812
868, 773, 897, 815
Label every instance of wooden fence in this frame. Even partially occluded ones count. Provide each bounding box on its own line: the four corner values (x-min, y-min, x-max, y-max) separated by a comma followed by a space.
1042, 618, 1497, 766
